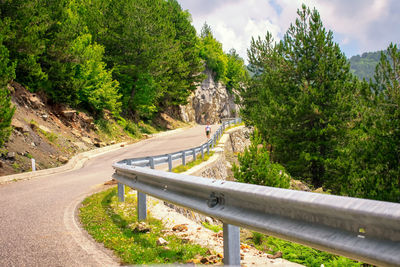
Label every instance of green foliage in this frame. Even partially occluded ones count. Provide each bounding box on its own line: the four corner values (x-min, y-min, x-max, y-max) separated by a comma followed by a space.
0, 28, 16, 146
201, 222, 222, 233
199, 23, 228, 83
131, 73, 159, 119
1, 0, 205, 120
88, 0, 204, 118
79, 187, 210, 264
42, 2, 121, 117
233, 130, 290, 188
334, 44, 400, 202
0, 0, 49, 91
123, 121, 142, 139
226, 49, 249, 92
69, 34, 121, 115
247, 232, 361, 266
241, 5, 356, 188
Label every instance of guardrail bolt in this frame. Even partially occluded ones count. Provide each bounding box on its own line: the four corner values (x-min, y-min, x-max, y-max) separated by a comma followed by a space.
207, 192, 224, 208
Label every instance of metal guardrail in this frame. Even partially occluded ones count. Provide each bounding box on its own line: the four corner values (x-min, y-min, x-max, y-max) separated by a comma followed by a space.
112, 118, 400, 267
118, 118, 242, 170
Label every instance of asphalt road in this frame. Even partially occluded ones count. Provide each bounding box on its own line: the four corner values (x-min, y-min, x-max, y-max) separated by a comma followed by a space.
0, 125, 212, 266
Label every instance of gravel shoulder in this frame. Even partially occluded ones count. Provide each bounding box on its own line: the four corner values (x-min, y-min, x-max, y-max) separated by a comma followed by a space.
145, 193, 303, 266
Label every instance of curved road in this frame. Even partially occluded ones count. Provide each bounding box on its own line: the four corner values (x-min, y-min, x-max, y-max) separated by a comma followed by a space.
0, 125, 211, 266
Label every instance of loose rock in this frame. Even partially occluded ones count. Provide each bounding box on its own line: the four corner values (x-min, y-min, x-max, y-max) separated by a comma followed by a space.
172, 224, 188, 232
156, 237, 168, 246
267, 251, 283, 259
133, 222, 151, 233
6, 152, 16, 160
58, 156, 69, 164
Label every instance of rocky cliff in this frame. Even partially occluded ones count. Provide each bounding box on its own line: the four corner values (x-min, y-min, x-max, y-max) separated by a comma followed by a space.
179, 69, 238, 124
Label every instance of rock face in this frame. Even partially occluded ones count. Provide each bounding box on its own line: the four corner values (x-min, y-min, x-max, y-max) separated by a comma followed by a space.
180, 69, 238, 124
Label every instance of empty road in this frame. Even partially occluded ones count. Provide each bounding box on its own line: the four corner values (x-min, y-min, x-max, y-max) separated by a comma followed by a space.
0, 125, 211, 266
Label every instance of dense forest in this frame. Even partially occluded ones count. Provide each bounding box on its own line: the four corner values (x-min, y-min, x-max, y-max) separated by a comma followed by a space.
0, 0, 246, 146
236, 5, 400, 203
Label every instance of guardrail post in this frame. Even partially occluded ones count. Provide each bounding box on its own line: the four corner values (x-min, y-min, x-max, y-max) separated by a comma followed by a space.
192, 148, 196, 161
223, 223, 241, 266
182, 151, 186, 166
137, 192, 147, 221
168, 154, 172, 172
201, 145, 204, 159
138, 158, 153, 221
207, 142, 210, 155
118, 182, 125, 202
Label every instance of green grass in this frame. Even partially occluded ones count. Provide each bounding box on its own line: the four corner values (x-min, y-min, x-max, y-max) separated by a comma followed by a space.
246, 231, 362, 267
202, 222, 222, 233
40, 130, 58, 143
11, 162, 20, 171
223, 122, 244, 132
79, 187, 210, 265
171, 151, 214, 173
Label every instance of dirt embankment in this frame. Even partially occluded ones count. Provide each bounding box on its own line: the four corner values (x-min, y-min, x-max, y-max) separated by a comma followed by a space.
0, 82, 132, 177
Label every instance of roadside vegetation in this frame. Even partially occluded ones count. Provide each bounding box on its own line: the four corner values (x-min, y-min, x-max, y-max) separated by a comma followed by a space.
239, 4, 400, 203
172, 151, 214, 173
0, 0, 248, 148
246, 232, 360, 266
79, 187, 212, 265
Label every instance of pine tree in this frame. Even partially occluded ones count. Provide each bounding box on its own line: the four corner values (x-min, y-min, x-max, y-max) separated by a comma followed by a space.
336, 44, 400, 202
242, 5, 356, 187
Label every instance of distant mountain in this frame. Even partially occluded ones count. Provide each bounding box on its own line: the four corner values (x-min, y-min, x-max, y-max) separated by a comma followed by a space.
349, 51, 382, 81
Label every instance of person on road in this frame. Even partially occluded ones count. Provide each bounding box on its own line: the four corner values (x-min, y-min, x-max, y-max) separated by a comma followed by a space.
205, 124, 211, 139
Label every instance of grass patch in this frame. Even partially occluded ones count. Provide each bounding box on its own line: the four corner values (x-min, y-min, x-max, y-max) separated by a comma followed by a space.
246, 231, 361, 267
11, 162, 20, 171
116, 117, 160, 139
40, 130, 58, 143
138, 120, 159, 134
171, 151, 214, 173
223, 122, 244, 132
202, 222, 222, 233
79, 187, 210, 265
29, 119, 58, 143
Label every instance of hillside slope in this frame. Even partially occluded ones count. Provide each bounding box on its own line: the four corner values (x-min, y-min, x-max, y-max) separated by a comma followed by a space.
0, 82, 131, 176
0, 82, 188, 177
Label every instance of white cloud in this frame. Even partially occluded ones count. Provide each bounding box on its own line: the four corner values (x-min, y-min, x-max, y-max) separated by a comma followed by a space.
178, 0, 399, 61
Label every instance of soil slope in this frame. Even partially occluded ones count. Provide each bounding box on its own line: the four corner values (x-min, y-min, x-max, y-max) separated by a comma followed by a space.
0, 82, 132, 176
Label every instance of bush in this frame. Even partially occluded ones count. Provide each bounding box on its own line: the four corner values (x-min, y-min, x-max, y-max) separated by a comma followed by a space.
233, 130, 290, 188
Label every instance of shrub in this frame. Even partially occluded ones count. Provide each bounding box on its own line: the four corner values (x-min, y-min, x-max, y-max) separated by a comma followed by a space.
233, 130, 290, 188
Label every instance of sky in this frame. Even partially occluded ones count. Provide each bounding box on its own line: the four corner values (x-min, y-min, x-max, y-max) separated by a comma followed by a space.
178, 0, 399, 62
